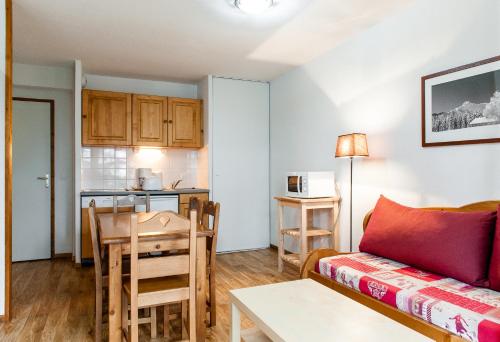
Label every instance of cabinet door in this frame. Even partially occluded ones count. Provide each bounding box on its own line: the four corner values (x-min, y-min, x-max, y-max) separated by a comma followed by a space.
82, 89, 132, 146
178, 193, 209, 218
132, 95, 168, 147
167, 98, 203, 148
81, 206, 133, 261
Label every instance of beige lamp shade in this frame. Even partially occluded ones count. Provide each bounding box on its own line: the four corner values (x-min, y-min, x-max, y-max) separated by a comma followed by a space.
335, 133, 369, 158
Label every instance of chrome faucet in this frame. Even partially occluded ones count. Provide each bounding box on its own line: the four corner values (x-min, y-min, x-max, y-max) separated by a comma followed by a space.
171, 179, 182, 189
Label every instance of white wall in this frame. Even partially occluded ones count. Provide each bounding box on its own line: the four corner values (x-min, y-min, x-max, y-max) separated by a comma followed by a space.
270, 0, 500, 252
13, 86, 74, 254
0, 0, 6, 316
84, 74, 197, 98
196, 76, 212, 191
12, 63, 75, 255
14, 63, 73, 90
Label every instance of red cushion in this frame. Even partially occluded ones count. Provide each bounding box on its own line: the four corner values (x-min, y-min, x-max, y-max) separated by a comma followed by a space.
359, 196, 496, 285
488, 205, 500, 291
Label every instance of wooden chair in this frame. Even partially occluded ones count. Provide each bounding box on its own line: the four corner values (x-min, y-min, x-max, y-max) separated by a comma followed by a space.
113, 194, 150, 213
188, 196, 203, 225
122, 210, 197, 342
88, 200, 156, 341
201, 201, 220, 327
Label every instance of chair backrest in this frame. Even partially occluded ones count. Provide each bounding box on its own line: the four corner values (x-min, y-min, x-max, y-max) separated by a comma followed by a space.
130, 209, 197, 284
113, 194, 150, 213
188, 196, 203, 225
88, 200, 103, 281
201, 201, 220, 262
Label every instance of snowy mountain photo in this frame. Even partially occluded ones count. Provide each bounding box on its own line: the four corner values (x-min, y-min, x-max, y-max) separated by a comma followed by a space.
432, 91, 500, 132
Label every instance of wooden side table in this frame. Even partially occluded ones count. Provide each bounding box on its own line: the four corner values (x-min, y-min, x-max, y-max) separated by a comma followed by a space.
275, 196, 340, 272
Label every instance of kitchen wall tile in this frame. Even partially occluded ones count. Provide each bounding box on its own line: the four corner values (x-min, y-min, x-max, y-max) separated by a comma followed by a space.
81, 158, 91, 169
90, 147, 103, 158
103, 169, 115, 179
127, 168, 136, 179
103, 158, 115, 168
115, 158, 127, 169
115, 180, 127, 190
82, 147, 91, 158
116, 169, 126, 180
103, 147, 115, 158
90, 157, 103, 169
81, 147, 205, 190
115, 148, 127, 159
103, 180, 116, 190
82, 168, 103, 179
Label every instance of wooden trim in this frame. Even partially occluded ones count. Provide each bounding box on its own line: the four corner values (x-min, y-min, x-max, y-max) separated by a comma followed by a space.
13, 98, 56, 258
421, 55, 500, 147
4, 0, 12, 322
53, 253, 72, 259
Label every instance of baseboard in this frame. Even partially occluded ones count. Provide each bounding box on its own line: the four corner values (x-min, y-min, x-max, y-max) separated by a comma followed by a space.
270, 243, 295, 254
53, 253, 72, 259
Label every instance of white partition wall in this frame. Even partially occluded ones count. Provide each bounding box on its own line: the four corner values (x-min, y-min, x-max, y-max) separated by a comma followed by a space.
211, 77, 270, 252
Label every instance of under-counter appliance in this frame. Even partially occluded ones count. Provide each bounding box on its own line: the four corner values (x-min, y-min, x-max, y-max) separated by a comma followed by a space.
134, 195, 178, 213
286, 172, 336, 198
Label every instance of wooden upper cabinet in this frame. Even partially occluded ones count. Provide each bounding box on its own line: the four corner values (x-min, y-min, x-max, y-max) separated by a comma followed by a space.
132, 94, 168, 147
168, 98, 203, 148
82, 89, 132, 146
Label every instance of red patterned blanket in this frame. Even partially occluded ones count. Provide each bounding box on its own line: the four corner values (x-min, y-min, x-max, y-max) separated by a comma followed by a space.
317, 253, 500, 342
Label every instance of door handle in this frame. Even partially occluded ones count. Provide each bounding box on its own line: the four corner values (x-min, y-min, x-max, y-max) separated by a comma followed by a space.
37, 174, 50, 188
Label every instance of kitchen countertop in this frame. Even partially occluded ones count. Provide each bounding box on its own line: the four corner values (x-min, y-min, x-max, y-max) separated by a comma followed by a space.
80, 188, 209, 197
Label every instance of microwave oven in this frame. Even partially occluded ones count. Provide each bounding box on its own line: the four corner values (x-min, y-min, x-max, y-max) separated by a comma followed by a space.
286, 172, 336, 198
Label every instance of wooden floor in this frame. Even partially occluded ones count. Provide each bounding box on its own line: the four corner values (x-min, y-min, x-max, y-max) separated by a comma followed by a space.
0, 248, 299, 341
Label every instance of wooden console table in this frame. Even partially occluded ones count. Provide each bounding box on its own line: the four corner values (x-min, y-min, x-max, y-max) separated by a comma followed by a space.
275, 196, 339, 272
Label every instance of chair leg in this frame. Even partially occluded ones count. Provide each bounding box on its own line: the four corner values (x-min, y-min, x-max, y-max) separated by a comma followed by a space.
209, 272, 216, 327
95, 285, 102, 342
130, 301, 138, 342
150, 306, 157, 338
181, 300, 188, 340
189, 298, 196, 342
121, 291, 128, 340
163, 305, 170, 338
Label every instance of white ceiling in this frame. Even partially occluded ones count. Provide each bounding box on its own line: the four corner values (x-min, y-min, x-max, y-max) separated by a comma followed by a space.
13, 0, 412, 82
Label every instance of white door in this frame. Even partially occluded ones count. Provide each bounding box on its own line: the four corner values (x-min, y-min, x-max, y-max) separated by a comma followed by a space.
212, 78, 270, 252
13, 100, 52, 261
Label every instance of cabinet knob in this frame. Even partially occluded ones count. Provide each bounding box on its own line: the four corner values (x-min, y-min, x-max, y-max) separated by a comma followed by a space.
168, 120, 173, 124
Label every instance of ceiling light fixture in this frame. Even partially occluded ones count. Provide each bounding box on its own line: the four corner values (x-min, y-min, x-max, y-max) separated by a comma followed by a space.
234, 0, 274, 14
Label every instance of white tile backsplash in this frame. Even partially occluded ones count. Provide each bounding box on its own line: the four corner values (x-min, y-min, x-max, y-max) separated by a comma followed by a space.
81, 146, 201, 190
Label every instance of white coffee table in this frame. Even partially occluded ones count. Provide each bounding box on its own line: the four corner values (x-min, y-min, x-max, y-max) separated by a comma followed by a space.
229, 279, 433, 342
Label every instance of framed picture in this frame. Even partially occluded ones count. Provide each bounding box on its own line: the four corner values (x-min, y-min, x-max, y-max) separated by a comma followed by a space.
421, 55, 500, 147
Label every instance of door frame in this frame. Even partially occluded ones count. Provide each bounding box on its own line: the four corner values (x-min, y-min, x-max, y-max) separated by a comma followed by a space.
12, 97, 55, 261
4, 0, 13, 321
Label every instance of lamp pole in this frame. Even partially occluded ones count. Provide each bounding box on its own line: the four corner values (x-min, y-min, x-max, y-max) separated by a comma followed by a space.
349, 156, 353, 252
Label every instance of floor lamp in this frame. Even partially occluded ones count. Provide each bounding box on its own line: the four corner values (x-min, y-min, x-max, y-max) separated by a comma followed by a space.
335, 133, 369, 252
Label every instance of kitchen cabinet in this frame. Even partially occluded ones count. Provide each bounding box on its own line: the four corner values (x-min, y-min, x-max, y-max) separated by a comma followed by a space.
168, 98, 203, 148
132, 94, 169, 147
81, 206, 133, 261
179, 192, 209, 218
82, 90, 203, 148
82, 89, 132, 146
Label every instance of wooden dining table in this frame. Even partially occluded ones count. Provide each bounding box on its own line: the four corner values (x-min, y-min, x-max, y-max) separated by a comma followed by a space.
97, 211, 213, 342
